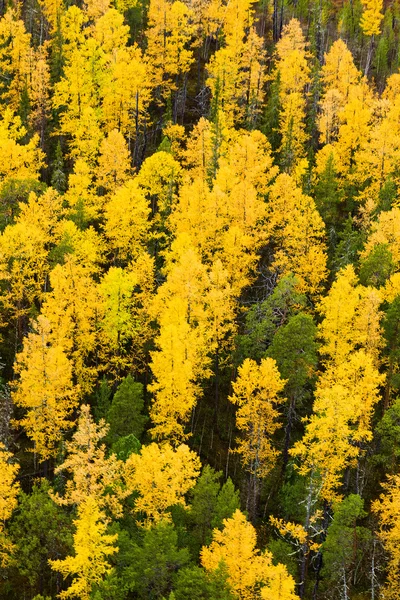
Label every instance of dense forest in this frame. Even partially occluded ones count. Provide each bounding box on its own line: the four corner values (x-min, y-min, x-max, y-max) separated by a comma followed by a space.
2, 0, 400, 598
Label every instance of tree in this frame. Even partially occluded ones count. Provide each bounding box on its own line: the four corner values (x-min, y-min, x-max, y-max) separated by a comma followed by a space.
273, 19, 311, 172
128, 521, 190, 600
360, 0, 384, 37
174, 564, 234, 600
292, 266, 384, 502
188, 465, 240, 552
0, 188, 61, 348
266, 174, 327, 297
50, 496, 118, 600
145, 0, 194, 105
373, 474, 400, 599
12, 315, 78, 461
0, 10, 31, 113
104, 179, 151, 264
321, 495, 370, 600
53, 404, 126, 517
267, 313, 318, 472
9, 480, 73, 598
0, 443, 19, 567
124, 442, 201, 523
201, 510, 298, 600
40, 253, 102, 395
96, 129, 131, 194
229, 358, 286, 519
0, 110, 44, 184
106, 375, 147, 442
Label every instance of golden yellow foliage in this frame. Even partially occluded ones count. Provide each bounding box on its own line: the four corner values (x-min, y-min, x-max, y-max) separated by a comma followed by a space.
0, 110, 44, 184
13, 316, 78, 461
53, 404, 126, 517
229, 358, 286, 478
373, 474, 400, 599
266, 174, 327, 297
125, 442, 201, 523
292, 266, 384, 501
50, 496, 118, 600
201, 510, 298, 600
0, 444, 19, 567
360, 0, 384, 36
275, 19, 310, 171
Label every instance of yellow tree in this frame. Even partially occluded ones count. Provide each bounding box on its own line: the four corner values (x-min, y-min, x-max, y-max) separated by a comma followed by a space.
0, 444, 19, 567
353, 75, 400, 213
0, 188, 61, 347
291, 266, 384, 502
94, 10, 151, 145
28, 44, 51, 147
104, 178, 151, 264
266, 173, 327, 298
229, 358, 286, 519
40, 249, 103, 395
0, 109, 44, 185
96, 128, 131, 194
12, 316, 78, 462
124, 442, 201, 523
316, 40, 374, 189
145, 0, 194, 104
49, 496, 118, 600
53, 7, 103, 165
137, 150, 182, 220
361, 207, 400, 268
206, 0, 265, 128
318, 39, 362, 145
52, 404, 126, 517
0, 10, 31, 112
98, 267, 139, 377
173, 129, 277, 291
360, 0, 384, 37
149, 243, 211, 441
201, 510, 298, 600
373, 474, 400, 600
274, 19, 310, 173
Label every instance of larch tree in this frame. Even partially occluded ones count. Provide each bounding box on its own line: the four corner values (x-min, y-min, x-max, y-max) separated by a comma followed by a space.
273, 19, 311, 173
0, 188, 61, 348
52, 404, 126, 517
291, 266, 384, 502
373, 474, 400, 599
40, 250, 103, 395
201, 509, 299, 600
266, 173, 327, 298
49, 496, 118, 600
124, 442, 201, 523
12, 315, 78, 462
149, 243, 211, 441
103, 178, 151, 264
145, 0, 194, 108
361, 0, 384, 75
0, 10, 31, 112
0, 444, 20, 567
229, 358, 286, 520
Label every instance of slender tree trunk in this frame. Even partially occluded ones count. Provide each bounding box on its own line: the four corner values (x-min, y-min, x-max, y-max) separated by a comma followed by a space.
365, 36, 375, 78
299, 475, 314, 598
282, 395, 296, 475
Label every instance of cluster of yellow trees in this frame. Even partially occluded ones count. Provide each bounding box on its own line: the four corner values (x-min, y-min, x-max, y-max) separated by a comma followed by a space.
1, 0, 400, 597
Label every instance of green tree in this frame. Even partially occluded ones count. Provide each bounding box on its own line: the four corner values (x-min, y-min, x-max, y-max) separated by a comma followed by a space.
267, 313, 318, 472
129, 521, 190, 600
106, 375, 147, 443
188, 465, 240, 554
9, 480, 73, 599
321, 495, 370, 600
